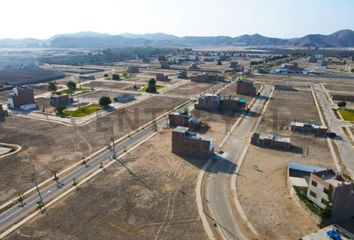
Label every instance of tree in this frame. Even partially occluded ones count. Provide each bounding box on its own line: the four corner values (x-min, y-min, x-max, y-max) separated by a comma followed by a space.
99, 96, 112, 108
104, 73, 109, 77
67, 81, 77, 92
55, 106, 66, 116
338, 101, 347, 108
146, 78, 157, 93
112, 74, 120, 81
48, 82, 57, 92
217, 60, 222, 65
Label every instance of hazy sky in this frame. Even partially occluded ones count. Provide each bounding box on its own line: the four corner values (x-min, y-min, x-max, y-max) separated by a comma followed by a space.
0, 0, 353, 39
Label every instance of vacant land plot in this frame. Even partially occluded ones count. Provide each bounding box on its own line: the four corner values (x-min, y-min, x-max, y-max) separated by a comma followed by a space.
324, 84, 354, 93
0, 96, 186, 205
167, 82, 214, 96
42, 64, 104, 74
80, 90, 139, 101
237, 89, 335, 240
34, 98, 55, 113
9, 130, 207, 240
0, 69, 65, 86
82, 80, 138, 91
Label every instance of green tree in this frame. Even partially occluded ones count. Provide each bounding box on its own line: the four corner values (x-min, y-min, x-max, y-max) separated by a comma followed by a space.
104, 73, 109, 77
217, 60, 222, 65
338, 101, 347, 108
67, 81, 77, 92
55, 106, 66, 116
48, 82, 57, 92
146, 78, 157, 93
112, 74, 120, 81
99, 96, 112, 108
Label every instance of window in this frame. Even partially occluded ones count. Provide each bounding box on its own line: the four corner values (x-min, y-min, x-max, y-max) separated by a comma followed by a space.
323, 188, 330, 195
311, 180, 317, 187
321, 198, 329, 206
309, 191, 317, 198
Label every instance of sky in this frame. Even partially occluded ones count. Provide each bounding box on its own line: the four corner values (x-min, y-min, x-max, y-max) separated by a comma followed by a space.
0, 0, 353, 39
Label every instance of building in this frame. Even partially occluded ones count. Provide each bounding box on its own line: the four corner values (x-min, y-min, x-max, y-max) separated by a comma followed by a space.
307, 170, 354, 221
0, 104, 8, 119
156, 73, 169, 82
7, 86, 35, 109
159, 60, 170, 69
113, 94, 135, 103
172, 126, 214, 159
332, 95, 354, 102
195, 94, 246, 111
50, 94, 73, 107
301, 225, 353, 240
251, 132, 291, 150
291, 122, 328, 136
168, 111, 201, 129
281, 62, 299, 70
176, 71, 187, 79
236, 80, 257, 96
190, 72, 224, 83
127, 65, 139, 73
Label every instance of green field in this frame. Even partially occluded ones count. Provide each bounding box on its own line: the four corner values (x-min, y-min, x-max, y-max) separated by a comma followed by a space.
339, 108, 354, 122
56, 87, 89, 95
63, 104, 101, 117
139, 84, 165, 92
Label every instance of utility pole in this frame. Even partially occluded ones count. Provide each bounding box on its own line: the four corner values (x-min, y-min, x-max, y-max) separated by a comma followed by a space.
51, 170, 59, 185
111, 126, 117, 158
18, 193, 24, 207
73, 178, 78, 190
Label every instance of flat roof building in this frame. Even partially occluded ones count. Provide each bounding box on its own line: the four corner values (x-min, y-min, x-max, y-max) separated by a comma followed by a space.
195, 94, 246, 111
127, 65, 139, 73
169, 111, 201, 129
7, 86, 35, 109
291, 121, 328, 137
172, 126, 214, 159
190, 72, 224, 83
251, 132, 291, 150
156, 73, 169, 82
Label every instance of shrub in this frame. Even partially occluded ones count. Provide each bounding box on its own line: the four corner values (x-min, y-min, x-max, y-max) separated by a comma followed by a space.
112, 74, 120, 80
99, 96, 112, 108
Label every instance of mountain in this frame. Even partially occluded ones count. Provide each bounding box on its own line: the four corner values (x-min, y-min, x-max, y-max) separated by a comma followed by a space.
0, 29, 354, 48
291, 29, 354, 47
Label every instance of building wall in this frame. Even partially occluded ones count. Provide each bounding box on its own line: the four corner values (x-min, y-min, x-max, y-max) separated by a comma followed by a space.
156, 73, 169, 82
0, 104, 4, 117
237, 80, 256, 96
332, 95, 354, 102
169, 114, 189, 127
307, 174, 331, 209
8, 88, 35, 108
127, 66, 139, 73
331, 183, 354, 220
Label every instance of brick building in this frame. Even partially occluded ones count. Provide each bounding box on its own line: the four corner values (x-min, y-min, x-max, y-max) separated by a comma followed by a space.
290, 122, 328, 136
236, 80, 257, 96
50, 94, 73, 107
168, 111, 201, 129
307, 169, 354, 221
172, 126, 214, 159
127, 65, 139, 73
190, 73, 224, 83
156, 73, 169, 82
7, 86, 35, 109
251, 132, 291, 150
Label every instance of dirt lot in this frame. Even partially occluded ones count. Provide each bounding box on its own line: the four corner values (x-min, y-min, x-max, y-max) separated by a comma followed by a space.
79, 90, 140, 101
34, 98, 55, 113
167, 82, 214, 96
237, 89, 336, 240
0, 96, 186, 205
8, 129, 208, 240
81, 80, 138, 91
0, 69, 65, 86
42, 64, 104, 74
324, 84, 354, 93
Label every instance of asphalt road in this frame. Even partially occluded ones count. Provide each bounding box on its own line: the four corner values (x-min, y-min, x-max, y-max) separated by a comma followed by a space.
205, 86, 272, 240
0, 81, 226, 236
314, 84, 354, 176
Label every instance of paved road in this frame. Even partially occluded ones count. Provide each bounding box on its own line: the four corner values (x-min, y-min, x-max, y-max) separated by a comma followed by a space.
314, 84, 354, 177
0, 81, 227, 236
205, 86, 272, 240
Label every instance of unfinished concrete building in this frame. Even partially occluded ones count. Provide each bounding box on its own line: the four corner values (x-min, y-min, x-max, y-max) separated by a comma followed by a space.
307, 169, 354, 222
7, 86, 35, 109
156, 73, 169, 82
168, 111, 201, 129
251, 132, 291, 150
236, 80, 257, 96
127, 65, 139, 73
172, 126, 214, 159
190, 72, 224, 83
290, 122, 328, 136
176, 70, 187, 79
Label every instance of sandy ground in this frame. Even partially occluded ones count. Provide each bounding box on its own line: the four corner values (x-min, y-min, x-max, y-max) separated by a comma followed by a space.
0, 96, 186, 205
237, 89, 336, 240
82, 81, 138, 91
324, 84, 354, 93
7, 129, 208, 240
166, 82, 214, 96
79, 90, 140, 101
